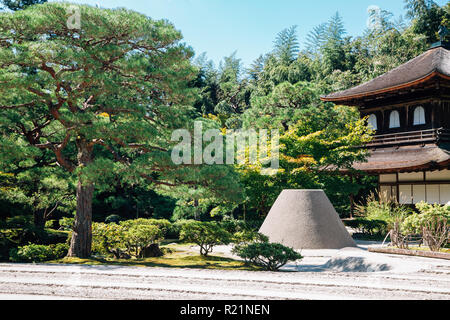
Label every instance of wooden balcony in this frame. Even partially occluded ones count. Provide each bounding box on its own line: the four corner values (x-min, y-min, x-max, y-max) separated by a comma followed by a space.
366, 128, 450, 148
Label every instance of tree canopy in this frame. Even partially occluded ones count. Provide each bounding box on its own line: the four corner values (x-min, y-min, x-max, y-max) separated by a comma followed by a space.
0, 3, 241, 257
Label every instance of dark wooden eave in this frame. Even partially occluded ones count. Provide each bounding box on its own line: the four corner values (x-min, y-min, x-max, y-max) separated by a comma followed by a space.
321, 45, 450, 106
349, 144, 450, 174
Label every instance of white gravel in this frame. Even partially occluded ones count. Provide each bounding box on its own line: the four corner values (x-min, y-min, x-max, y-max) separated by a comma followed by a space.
0, 242, 449, 300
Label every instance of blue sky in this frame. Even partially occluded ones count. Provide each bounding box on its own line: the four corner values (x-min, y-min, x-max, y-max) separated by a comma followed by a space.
58, 0, 448, 67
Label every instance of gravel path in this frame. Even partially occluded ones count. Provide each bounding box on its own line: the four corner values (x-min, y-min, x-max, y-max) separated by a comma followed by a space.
0, 256, 449, 300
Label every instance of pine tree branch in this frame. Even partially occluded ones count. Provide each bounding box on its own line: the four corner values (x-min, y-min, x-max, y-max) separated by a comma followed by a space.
0, 102, 36, 109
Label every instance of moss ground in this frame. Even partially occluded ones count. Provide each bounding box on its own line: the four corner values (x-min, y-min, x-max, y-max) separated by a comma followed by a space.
49, 242, 261, 271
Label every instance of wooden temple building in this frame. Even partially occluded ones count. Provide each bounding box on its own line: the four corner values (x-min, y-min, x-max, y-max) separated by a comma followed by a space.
321, 42, 450, 205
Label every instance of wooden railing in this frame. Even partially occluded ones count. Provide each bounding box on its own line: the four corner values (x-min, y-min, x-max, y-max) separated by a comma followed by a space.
366, 128, 450, 147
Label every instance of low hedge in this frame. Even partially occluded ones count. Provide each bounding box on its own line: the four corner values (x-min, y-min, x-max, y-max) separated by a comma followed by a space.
9, 243, 69, 263
0, 226, 69, 261
167, 219, 196, 239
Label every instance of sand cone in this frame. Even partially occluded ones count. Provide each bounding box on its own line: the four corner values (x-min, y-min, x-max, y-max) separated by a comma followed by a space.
259, 190, 357, 249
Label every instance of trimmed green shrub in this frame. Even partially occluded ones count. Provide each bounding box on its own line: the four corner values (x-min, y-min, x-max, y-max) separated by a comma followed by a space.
52, 243, 69, 258
0, 221, 69, 262
169, 219, 196, 239
145, 219, 172, 237
123, 224, 163, 258
120, 218, 172, 238
92, 222, 127, 258
92, 220, 165, 259
180, 221, 232, 256
233, 230, 269, 245
232, 242, 303, 271
9, 243, 68, 263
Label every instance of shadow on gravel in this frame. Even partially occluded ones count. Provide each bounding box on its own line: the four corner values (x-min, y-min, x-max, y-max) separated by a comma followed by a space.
286, 257, 390, 273
323, 257, 390, 272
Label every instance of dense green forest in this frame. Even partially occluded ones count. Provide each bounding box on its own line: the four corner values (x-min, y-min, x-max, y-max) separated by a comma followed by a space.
0, 1, 448, 258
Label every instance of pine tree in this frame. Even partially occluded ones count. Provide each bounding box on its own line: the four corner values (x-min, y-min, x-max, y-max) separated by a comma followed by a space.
0, 3, 241, 258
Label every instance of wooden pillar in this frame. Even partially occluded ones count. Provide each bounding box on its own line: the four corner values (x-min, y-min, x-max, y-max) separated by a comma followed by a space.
396, 172, 400, 203
406, 105, 409, 130
431, 101, 436, 129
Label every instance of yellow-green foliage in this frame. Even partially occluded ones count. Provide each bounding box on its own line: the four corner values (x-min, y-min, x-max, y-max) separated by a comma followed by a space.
233, 230, 269, 246
10, 243, 68, 263
356, 193, 412, 227
402, 202, 450, 234
92, 219, 168, 258
120, 218, 172, 237
401, 202, 449, 251
92, 222, 126, 256
123, 224, 163, 258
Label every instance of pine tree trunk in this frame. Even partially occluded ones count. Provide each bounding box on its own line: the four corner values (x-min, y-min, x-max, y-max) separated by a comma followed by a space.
67, 140, 94, 258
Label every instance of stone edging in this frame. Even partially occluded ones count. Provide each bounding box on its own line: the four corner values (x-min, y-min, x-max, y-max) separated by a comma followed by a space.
368, 246, 450, 260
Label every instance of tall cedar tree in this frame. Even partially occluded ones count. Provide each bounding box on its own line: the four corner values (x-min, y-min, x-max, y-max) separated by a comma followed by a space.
0, 3, 231, 257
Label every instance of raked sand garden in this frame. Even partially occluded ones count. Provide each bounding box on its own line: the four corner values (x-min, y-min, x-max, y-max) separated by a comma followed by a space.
0, 239, 449, 300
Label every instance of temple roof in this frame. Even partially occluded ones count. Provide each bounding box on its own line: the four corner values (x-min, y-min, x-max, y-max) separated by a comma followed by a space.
351, 144, 450, 174
321, 45, 450, 104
